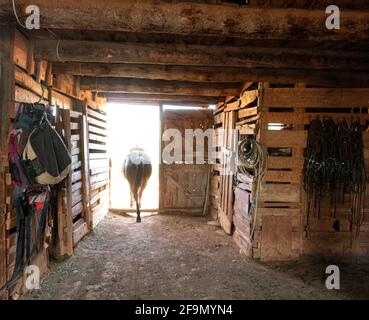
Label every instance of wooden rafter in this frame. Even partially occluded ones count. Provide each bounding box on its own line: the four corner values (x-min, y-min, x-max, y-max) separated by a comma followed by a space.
35, 40, 369, 70
1, 1, 368, 41
79, 77, 242, 97
53, 62, 369, 87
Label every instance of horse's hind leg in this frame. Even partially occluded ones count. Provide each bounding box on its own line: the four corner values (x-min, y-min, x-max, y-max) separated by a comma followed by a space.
135, 195, 141, 223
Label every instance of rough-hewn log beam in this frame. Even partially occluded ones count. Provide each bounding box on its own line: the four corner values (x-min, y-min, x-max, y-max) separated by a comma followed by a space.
54, 63, 249, 83
35, 40, 369, 70
1, 1, 369, 41
54, 62, 369, 87
247, 0, 369, 9
80, 77, 241, 97
105, 93, 217, 105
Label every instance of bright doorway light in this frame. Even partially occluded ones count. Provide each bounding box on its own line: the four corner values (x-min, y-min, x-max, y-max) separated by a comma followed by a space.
107, 103, 160, 210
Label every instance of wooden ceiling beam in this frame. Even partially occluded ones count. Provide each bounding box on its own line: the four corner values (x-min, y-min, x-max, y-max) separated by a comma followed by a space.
35, 40, 369, 70
54, 62, 369, 87
1, 1, 368, 41
80, 77, 242, 97
105, 93, 217, 105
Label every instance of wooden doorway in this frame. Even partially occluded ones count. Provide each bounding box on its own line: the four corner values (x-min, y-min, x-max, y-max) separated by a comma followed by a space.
160, 107, 213, 213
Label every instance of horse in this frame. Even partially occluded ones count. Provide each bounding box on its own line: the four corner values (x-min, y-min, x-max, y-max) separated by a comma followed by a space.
122, 147, 152, 222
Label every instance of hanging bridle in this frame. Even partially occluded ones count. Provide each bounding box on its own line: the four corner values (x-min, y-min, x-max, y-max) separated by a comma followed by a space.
303, 116, 366, 236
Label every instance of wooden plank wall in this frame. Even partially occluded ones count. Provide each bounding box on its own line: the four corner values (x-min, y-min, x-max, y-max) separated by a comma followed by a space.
255, 84, 369, 261
87, 106, 109, 228
210, 83, 259, 237
232, 84, 261, 256
2, 29, 52, 297
0, 28, 108, 298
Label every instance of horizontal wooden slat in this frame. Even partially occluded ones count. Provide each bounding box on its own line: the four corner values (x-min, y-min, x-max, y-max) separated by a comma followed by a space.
90, 190, 109, 207
70, 110, 82, 119
92, 203, 109, 228
73, 219, 88, 246
87, 108, 106, 121
259, 183, 300, 203
238, 106, 258, 119
72, 202, 83, 219
237, 124, 256, 135
72, 189, 83, 207
71, 170, 82, 183
71, 181, 83, 192
89, 124, 107, 136
88, 117, 106, 129
263, 170, 301, 183
89, 143, 107, 151
15, 86, 48, 104
70, 134, 80, 142
257, 208, 302, 217
89, 153, 109, 160
90, 172, 109, 184
239, 89, 258, 108
267, 156, 304, 170
224, 99, 240, 112
260, 112, 304, 125
90, 158, 109, 169
261, 111, 369, 125
260, 130, 307, 148
263, 88, 369, 109
89, 134, 108, 143
90, 180, 109, 191
71, 160, 82, 171
70, 122, 79, 130
90, 166, 109, 175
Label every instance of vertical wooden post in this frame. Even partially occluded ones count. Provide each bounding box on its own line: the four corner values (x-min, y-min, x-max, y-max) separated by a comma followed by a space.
0, 26, 15, 290
54, 105, 66, 257
61, 109, 73, 256
80, 111, 92, 230
220, 107, 237, 234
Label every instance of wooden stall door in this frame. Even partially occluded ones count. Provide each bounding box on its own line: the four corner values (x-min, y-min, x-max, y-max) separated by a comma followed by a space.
55, 104, 109, 256
160, 109, 213, 213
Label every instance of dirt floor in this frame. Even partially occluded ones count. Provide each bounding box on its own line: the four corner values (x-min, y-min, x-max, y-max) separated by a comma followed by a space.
23, 212, 369, 300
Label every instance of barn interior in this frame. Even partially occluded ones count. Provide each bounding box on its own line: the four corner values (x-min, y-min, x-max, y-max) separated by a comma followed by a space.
1, 0, 369, 300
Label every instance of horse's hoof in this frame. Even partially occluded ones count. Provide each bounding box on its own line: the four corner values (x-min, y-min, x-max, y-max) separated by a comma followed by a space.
136, 218, 141, 223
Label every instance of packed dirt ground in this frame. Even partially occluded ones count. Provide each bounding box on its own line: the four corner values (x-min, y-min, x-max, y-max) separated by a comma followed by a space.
23, 212, 369, 300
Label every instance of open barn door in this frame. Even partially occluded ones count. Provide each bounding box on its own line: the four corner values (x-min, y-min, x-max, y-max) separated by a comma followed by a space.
160, 107, 213, 213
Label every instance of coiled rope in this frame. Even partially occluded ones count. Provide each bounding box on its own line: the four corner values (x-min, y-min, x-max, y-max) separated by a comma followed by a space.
237, 137, 267, 239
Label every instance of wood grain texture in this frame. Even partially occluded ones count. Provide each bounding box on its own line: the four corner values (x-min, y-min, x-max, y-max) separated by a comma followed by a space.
1, 1, 369, 42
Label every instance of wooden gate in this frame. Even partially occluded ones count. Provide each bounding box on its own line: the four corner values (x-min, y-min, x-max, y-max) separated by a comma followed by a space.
55, 102, 109, 256
160, 108, 213, 213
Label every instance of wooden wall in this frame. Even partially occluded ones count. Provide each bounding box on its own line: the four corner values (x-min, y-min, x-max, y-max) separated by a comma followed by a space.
0, 28, 109, 298
225, 83, 369, 261
210, 83, 259, 239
